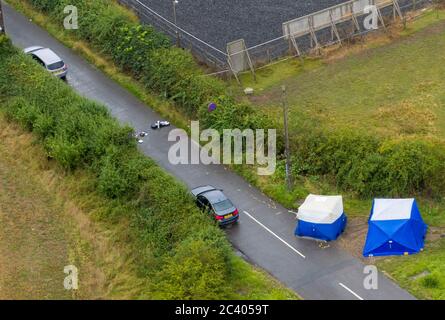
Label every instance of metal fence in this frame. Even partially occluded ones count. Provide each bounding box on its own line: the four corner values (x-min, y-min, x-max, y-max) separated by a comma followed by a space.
226, 39, 256, 82
282, 0, 403, 53
229, 0, 432, 77
118, 0, 432, 76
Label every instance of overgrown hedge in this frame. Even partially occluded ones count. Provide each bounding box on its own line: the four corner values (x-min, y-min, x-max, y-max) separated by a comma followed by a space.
0, 35, 236, 299
26, 0, 270, 131
21, 0, 445, 199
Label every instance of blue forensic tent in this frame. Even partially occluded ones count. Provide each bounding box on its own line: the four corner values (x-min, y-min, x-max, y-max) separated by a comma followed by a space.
363, 199, 427, 257
295, 195, 347, 241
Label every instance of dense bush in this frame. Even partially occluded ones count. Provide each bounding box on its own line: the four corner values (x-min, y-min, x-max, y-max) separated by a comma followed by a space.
292, 129, 445, 198
151, 237, 232, 299
18, 0, 445, 199
0, 37, 234, 298
26, 0, 228, 116
21, 0, 280, 161
139, 48, 225, 116
198, 95, 268, 132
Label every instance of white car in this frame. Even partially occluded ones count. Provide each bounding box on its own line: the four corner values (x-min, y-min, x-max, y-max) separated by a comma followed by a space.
24, 46, 68, 79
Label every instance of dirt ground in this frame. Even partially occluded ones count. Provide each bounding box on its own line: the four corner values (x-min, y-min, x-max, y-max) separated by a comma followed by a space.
335, 216, 445, 264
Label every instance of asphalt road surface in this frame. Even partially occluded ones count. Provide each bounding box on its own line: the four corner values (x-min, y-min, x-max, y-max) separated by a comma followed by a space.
3, 2, 415, 300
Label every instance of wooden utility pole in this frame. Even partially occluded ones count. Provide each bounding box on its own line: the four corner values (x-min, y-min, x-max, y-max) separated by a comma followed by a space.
0, 0, 6, 34
172, 0, 180, 47
282, 85, 292, 191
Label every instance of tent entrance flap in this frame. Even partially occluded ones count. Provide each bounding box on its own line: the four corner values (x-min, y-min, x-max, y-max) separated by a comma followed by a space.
296, 213, 347, 241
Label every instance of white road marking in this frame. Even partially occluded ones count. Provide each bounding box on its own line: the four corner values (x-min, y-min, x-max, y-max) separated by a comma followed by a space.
243, 211, 306, 259
339, 283, 364, 300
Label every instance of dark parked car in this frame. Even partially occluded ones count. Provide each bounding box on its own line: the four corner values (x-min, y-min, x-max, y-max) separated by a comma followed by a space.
191, 185, 239, 226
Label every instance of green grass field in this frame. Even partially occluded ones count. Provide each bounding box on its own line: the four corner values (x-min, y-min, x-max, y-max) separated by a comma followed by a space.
378, 238, 445, 299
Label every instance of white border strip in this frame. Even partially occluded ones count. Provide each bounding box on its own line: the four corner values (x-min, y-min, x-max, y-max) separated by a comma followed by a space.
339, 283, 364, 300
243, 211, 306, 259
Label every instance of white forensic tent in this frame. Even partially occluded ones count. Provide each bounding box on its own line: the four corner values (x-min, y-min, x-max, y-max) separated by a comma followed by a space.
295, 194, 347, 241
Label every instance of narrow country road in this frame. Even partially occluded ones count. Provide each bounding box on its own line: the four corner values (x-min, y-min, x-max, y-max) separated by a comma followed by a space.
3, 2, 415, 300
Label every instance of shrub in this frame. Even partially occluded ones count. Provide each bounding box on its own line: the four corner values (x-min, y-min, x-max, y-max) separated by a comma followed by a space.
198, 95, 267, 132
292, 129, 445, 198
17, 0, 445, 199
0, 36, 17, 57
421, 274, 440, 289
142, 48, 225, 116
97, 147, 152, 199
3, 97, 39, 130
151, 238, 232, 299
24, 0, 245, 121
380, 139, 445, 197
0, 37, 235, 299
44, 134, 85, 170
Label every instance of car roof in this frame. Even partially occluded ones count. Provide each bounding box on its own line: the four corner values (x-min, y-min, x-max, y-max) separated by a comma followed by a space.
191, 185, 217, 197
27, 48, 63, 65
24, 46, 44, 54
203, 190, 228, 204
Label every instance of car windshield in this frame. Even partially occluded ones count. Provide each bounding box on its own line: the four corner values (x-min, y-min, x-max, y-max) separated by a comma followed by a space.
47, 61, 64, 70
213, 199, 234, 212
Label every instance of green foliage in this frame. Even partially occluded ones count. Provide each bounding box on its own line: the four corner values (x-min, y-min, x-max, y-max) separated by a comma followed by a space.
141, 48, 226, 116
152, 237, 232, 299
0, 40, 237, 299
28, 0, 60, 12
3, 97, 39, 130
0, 36, 17, 57
97, 147, 139, 199
422, 275, 440, 289
26, 0, 228, 117
380, 139, 445, 197
19, 0, 445, 200
198, 95, 267, 132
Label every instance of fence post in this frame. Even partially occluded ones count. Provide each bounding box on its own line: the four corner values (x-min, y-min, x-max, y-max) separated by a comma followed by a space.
0, 0, 5, 34
286, 24, 293, 55
281, 85, 292, 191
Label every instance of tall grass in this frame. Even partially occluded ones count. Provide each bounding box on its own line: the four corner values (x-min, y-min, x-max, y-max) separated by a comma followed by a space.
0, 35, 282, 299
17, 0, 445, 199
